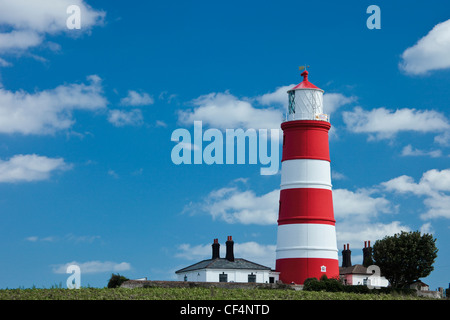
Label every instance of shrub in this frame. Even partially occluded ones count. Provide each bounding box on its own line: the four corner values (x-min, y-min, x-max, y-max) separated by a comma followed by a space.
107, 273, 129, 288
343, 285, 370, 294
303, 278, 326, 291
323, 278, 344, 292
304, 276, 344, 292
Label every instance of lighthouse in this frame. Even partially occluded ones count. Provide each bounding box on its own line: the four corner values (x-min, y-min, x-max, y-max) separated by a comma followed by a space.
275, 69, 339, 284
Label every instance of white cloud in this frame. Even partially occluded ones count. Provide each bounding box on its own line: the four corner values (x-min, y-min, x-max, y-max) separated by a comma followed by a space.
155, 120, 167, 127
333, 188, 395, 222
0, 57, 12, 67
401, 144, 442, 158
0, 30, 42, 52
336, 221, 410, 247
52, 260, 131, 274
25, 233, 100, 243
420, 222, 434, 234
382, 175, 426, 195
331, 170, 347, 180
382, 169, 450, 196
0, 75, 107, 135
0, 154, 70, 183
400, 19, 450, 75
256, 84, 294, 108
184, 185, 279, 225
0, 0, 105, 54
422, 192, 450, 220
120, 90, 154, 106
107, 109, 143, 127
25, 236, 55, 242
342, 106, 450, 140
434, 131, 450, 146
107, 169, 119, 178
331, 187, 408, 247
382, 169, 450, 220
179, 91, 283, 130
175, 243, 210, 260
322, 93, 356, 114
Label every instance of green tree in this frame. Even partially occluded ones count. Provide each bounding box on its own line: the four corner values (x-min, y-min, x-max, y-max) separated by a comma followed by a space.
107, 273, 129, 288
372, 231, 438, 288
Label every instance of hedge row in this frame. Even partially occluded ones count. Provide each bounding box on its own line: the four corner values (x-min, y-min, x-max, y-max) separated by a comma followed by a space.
303, 276, 416, 295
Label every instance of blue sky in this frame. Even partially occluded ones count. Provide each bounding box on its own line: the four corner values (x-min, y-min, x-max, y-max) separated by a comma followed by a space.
0, 0, 450, 290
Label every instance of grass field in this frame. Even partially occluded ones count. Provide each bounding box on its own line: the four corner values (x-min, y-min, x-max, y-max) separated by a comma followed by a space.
0, 287, 434, 300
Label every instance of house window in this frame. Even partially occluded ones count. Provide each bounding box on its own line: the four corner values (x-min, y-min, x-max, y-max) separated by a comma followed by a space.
219, 272, 228, 282
269, 277, 274, 284
248, 273, 256, 283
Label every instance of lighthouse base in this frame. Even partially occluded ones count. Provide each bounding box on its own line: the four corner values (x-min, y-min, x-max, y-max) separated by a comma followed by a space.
276, 258, 339, 285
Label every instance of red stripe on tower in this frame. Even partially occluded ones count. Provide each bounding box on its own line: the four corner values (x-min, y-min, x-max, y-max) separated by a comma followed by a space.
275, 69, 339, 285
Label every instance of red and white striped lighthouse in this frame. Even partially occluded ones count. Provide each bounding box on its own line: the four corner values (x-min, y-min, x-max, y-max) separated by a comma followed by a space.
275, 69, 339, 284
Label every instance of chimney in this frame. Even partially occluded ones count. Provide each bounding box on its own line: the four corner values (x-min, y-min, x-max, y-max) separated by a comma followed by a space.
362, 240, 373, 267
225, 236, 234, 262
341, 243, 352, 268
212, 238, 220, 259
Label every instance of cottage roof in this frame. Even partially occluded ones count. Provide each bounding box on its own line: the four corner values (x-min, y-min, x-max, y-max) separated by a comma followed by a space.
175, 258, 272, 274
339, 264, 371, 275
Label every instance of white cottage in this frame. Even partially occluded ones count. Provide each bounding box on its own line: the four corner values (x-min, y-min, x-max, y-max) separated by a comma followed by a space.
175, 236, 280, 284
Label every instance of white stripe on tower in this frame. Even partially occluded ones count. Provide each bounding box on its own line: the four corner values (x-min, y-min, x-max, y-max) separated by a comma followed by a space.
280, 159, 332, 190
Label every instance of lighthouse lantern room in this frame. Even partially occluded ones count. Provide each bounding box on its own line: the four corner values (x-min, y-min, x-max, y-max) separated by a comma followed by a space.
287, 70, 328, 122
275, 68, 339, 285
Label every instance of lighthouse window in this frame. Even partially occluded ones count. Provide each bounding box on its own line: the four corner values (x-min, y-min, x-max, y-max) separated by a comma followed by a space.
288, 92, 295, 114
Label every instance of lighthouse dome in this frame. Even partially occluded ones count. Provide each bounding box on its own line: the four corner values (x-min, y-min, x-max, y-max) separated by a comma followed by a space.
288, 71, 322, 90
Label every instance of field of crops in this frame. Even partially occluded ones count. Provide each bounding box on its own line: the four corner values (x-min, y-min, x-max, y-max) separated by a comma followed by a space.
0, 287, 430, 300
